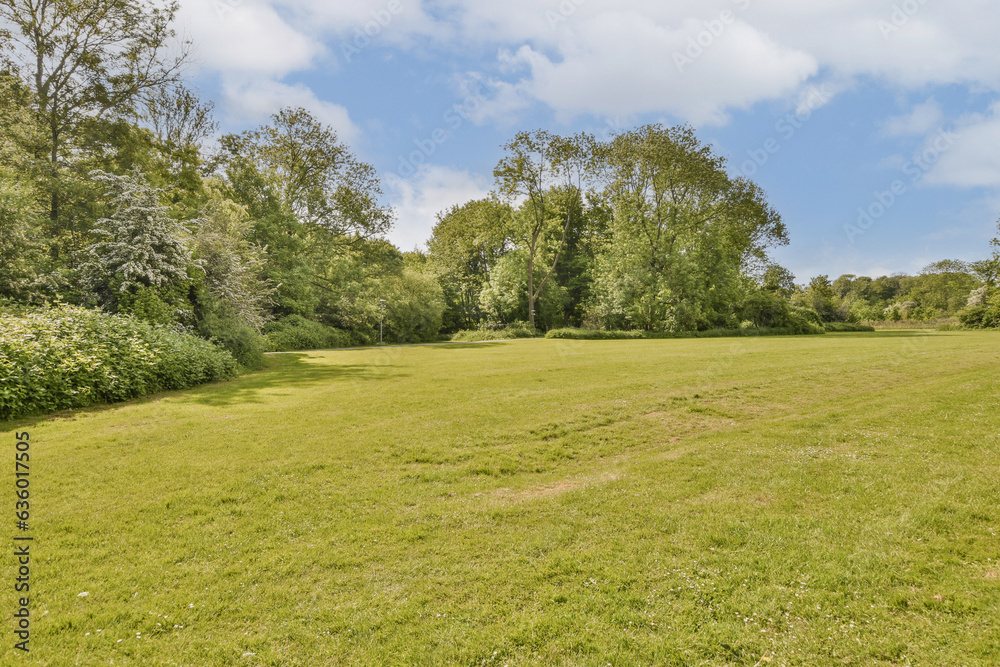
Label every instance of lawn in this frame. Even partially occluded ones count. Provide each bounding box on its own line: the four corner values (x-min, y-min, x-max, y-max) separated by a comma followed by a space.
3, 331, 1000, 665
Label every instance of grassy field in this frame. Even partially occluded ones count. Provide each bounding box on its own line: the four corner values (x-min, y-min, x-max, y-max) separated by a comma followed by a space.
3, 331, 1000, 665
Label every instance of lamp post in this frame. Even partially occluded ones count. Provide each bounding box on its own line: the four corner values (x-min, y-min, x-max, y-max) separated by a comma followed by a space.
379, 299, 386, 345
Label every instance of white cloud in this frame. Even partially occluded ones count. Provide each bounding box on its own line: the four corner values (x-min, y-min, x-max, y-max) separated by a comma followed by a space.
923, 103, 1000, 189
176, 0, 322, 77
176, 0, 1000, 136
473, 11, 817, 125
881, 99, 944, 138
221, 79, 361, 145
384, 166, 492, 251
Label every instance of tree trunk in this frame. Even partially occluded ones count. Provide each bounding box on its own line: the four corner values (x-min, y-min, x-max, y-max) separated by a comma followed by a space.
527, 252, 535, 329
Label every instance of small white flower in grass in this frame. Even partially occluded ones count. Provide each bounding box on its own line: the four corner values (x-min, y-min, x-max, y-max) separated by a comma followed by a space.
189, 603, 194, 608
78, 592, 89, 597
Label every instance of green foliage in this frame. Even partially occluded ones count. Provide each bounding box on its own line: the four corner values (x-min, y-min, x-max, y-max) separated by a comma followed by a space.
0, 72, 45, 301
957, 287, 1000, 329
380, 268, 447, 344
479, 249, 567, 329
545, 325, 826, 340
197, 309, 268, 370
494, 130, 595, 328
428, 197, 513, 331
589, 124, 787, 332
823, 322, 876, 332
822, 265, 982, 323
0, 305, 236, 420
263, 315, 355, 351
450, 321, 539, 342
190, 186, 274, 331
82, 169, 192, 316
116, 283, 185, 325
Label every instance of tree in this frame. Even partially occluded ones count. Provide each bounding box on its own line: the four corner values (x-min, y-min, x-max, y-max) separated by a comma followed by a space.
82, 169, 191, 319
0, 69, 44, 299
220, 107, 392, 243
762, 264, 796, 298
591, 124, 787, 331
190, 186, 273, 331
494, 130, 594, 329
427, 197, 513, 330
1, 0, 188, 234
144, 84, 217, 151
217, 108, 394, 321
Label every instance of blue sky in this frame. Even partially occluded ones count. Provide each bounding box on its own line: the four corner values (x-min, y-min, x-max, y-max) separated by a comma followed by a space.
177, 0, 1000, 282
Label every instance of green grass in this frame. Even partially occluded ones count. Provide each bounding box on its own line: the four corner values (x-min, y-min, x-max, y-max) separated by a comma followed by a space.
3, 331, 1000, 665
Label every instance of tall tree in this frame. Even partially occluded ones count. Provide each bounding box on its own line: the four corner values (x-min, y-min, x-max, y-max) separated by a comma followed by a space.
0, 69, 44, 299
82, 169, 191, 318
190, 186, 274, 331
592, 124, 786, 330
427, 197, 512, 330
217, 108, 394, 319
1, 0, 188, 250
220, 107, 392, 243
494, 130, 594, 329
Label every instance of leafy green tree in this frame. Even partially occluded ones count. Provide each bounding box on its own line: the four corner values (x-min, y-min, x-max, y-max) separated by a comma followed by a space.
761, 264, 796, 298
427, 197, 513, 331
494, 130, 594, 329
798, 275, 839, 322
0, 70, 44, 299
220, 107, 392, 243
190, 186, 274, 331
217, 108, 394, 321
82, 169, 191, 320
591, 124, 787, 331
1, 0, 188, 251
478, 249, 567, 329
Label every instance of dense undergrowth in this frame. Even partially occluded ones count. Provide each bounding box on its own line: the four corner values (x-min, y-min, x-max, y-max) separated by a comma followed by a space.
0, 304, 237, 421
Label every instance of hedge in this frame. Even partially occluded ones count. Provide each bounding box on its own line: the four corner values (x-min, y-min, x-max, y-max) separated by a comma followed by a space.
545, 325, 828, 341
1, 305, 237, 421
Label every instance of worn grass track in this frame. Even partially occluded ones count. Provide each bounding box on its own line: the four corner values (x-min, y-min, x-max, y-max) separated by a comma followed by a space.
3, 331, 1000, 665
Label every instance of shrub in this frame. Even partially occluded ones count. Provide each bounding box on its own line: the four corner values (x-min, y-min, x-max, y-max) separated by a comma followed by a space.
823, 322, 876, 333
263, 315, 354, 351
545, 326, 826, 341
197, 312, 268, 370
0, 305, 237, 421
957, 288, 1000, 329
957, 305, 1000, 329
450, 321, 539, 342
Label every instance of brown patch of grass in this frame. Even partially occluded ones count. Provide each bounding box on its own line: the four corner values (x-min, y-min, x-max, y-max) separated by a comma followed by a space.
496, 472, 621, 503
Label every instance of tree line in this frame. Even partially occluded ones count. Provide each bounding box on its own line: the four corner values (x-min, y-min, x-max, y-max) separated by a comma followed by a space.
1, 0, 998, 368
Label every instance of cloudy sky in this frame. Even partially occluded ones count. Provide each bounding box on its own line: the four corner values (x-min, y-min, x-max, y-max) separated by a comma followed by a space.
177, 0, 1000, 281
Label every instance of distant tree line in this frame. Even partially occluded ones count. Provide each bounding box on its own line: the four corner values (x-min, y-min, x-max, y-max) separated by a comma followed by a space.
1, 0, 998, 368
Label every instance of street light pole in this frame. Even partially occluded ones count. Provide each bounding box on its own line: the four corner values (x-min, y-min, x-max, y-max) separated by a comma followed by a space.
379, 299, 386, 345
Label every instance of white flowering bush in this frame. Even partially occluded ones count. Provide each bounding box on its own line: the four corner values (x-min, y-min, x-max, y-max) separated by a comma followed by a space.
0, 305, 237, 421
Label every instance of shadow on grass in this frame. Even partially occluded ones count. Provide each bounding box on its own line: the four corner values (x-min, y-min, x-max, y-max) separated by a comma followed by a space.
867, 330, 942, 338
0, 353, 408, 427
428, 342, 509, 350
181, 353, 409, 407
